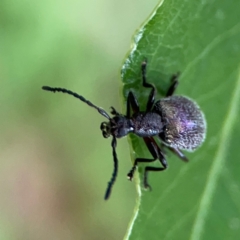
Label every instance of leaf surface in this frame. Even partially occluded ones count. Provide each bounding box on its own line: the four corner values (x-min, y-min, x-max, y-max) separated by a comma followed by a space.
121, 0, 240, 239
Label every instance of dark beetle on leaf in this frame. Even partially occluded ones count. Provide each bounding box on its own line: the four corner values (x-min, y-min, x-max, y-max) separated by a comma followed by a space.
42, 61, 206, 200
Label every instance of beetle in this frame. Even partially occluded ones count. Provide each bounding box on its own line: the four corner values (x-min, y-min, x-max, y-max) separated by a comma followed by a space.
42, 61, 206, 200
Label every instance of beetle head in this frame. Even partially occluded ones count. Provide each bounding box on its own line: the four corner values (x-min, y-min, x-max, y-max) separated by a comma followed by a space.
100, 109, 133, 138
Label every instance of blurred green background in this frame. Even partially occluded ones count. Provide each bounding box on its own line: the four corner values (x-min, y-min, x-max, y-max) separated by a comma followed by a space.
0, 0, 158, 239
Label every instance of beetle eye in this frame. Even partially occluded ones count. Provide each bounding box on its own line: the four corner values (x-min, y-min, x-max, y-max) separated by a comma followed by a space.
100, 122, 111, 138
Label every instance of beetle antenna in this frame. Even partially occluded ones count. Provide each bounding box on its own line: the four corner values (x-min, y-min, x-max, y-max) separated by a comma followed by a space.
42, 86, 110, 119
104, 137, 118, 200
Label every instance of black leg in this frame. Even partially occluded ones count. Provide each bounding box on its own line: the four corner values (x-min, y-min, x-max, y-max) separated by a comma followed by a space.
166, 73, 180, 97
104, 137, 118, 200
127, 137, 167, 190
159, 133, 188, 162
144, 166, 166, 190
167, 146, 189, 162
126, 91, 139, 118
141, 61, 156, 111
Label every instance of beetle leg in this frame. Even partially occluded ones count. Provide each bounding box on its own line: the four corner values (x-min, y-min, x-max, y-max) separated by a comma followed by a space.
158, 134, 189, 162
126, 91, 139, 117
141, 61, 156, 111
166, 146, 189, 162
127, 137, 167, 190
166, 72, 180, 97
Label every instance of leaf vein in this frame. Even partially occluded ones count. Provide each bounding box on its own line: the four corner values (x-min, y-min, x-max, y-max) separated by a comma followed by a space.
189, 66, 240, 240
182, 22, 240, 79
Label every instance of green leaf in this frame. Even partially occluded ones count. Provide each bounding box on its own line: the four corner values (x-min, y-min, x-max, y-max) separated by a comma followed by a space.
121, 0, 240, 239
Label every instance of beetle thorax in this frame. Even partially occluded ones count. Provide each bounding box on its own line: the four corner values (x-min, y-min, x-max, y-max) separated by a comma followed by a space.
131, 112, 163, 137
